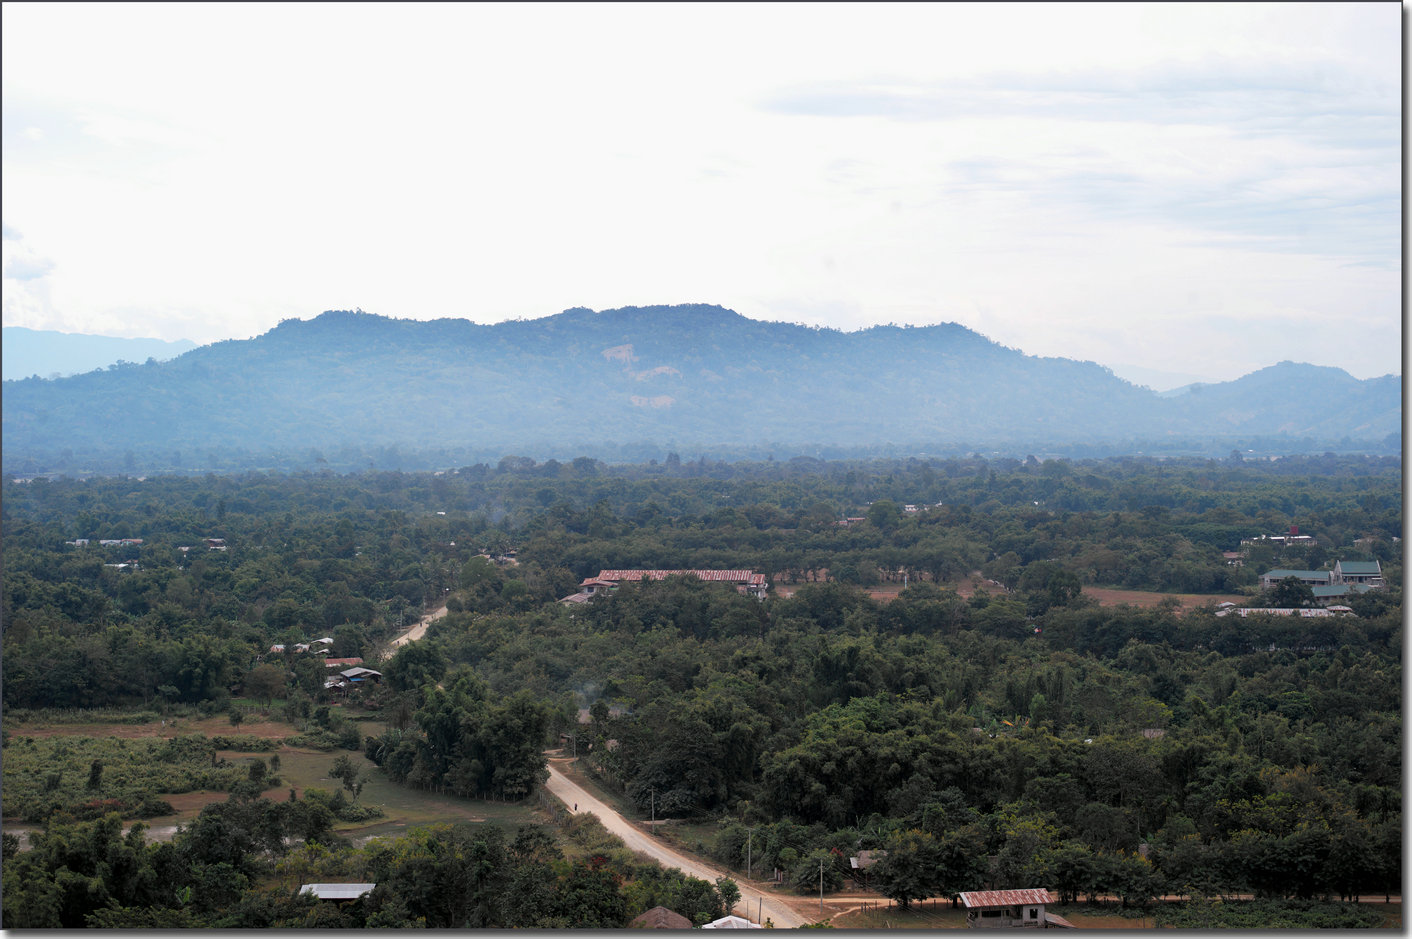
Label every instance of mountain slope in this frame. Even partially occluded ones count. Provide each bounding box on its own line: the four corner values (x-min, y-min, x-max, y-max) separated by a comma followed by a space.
1, 306, 1399, 471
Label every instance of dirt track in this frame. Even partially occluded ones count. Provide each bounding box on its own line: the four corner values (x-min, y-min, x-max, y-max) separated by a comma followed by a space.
381, 604, 448, 659
545, 759, 812, 927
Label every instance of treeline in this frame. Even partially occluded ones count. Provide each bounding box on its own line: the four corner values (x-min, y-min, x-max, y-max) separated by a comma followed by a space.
397, 574, 1400, 906
1, 455, 1401, 910
1, 807, 738, 928
365, 670, 550, 801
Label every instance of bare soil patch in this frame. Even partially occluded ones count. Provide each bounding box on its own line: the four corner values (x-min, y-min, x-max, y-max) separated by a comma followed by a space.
773, 577, 1242, 613
1084, 587, 1245, 611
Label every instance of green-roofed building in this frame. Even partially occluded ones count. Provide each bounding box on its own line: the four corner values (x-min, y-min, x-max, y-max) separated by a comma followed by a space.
1260, 569, 1332, 589
1311, 583, 1376, 601
1333, 560, 1384, 586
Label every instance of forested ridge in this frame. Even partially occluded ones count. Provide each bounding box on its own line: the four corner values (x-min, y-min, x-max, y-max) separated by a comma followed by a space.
2, 306, 1400, 475
1, 454, 1401, 926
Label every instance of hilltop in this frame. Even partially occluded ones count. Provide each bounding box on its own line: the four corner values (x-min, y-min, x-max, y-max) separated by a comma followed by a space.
1, 305, 1399, 473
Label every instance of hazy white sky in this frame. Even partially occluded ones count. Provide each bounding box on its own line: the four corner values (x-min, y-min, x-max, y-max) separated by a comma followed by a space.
2, 2, 1401, 385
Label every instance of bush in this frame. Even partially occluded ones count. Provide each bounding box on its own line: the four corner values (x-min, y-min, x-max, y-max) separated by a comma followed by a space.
791, 849, 846, 895
286, 730, 343, 751
135, 795, 176, 818
301, 787, 384, 823
1156, 899, 1385, 929
207, 735, 281, 752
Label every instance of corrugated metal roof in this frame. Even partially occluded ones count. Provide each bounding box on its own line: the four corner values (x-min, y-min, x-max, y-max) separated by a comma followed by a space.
961, 889, 1054, 908
596, 569, 763, 584
1337, 560, 1381, 574
299, 883, 375, 900
701, 914, 763, 928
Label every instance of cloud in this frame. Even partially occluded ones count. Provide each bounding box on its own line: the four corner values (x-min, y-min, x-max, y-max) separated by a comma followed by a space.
2, 226, 55, 280
1, 226, 61, 328
762, 58, 1396, 129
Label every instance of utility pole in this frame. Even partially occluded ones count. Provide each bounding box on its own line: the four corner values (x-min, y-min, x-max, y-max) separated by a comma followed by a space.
819, 858, 825, 914
650, 788, 655, 833
746, 828, 755, 880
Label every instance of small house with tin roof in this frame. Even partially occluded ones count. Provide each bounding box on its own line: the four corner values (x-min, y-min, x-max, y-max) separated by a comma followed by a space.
960, 889, 1071, 928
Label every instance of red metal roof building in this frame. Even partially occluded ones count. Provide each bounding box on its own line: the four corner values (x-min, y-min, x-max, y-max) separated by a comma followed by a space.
588, 569, 768, 598
960, 890, 1071, 928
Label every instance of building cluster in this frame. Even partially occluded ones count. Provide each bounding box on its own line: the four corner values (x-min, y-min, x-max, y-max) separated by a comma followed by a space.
560, 569, 768, 604
268, 636, 336, 655
324, 666, 382, 692
1257, 559, 1384, 601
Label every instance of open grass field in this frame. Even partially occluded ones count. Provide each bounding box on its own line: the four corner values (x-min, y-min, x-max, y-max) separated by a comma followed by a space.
2, 708, 544, 850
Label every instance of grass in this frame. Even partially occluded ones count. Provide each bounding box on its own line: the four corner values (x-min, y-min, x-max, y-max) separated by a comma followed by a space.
3, 708, 544, 846
2, 734, 249, 822
276, 721, 542, 844
829, 900, 970, 929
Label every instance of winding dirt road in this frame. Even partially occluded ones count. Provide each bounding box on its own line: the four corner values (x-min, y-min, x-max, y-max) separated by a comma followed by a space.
384, 607, 816, 926
545, 759, 811, 928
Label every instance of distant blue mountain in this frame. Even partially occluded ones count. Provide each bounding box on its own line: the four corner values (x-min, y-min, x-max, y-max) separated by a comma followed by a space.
0, 307, 1399, 474
2, 327, 197, 380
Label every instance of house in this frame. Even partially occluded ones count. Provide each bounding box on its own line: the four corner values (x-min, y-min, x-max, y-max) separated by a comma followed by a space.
629, 906, 693, 929
577, 569, 769, 600
1333, 560, 1383, 587
701, 914, 763, 929
850, 849, 886, 887
1241, 526, 1315, 549
323, 657, 365, 669
960, 889, 1071, 928
1259, 569, 1332, 590
1215, 607, 1353, 618
299, 883, 375, 900
206, 538, 227, 550
340, 667, 382, 684
1311, 583, 1376, 603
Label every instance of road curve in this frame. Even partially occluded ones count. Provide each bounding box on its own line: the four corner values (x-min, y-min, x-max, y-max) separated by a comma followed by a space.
545, 760, 810, 928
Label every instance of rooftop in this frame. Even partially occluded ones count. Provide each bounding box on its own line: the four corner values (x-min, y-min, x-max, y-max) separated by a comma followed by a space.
299, 883, 376, 900
961, 889, 1055, 908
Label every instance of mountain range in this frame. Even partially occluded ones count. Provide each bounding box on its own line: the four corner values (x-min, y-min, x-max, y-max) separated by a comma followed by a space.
2, 326, 197, 380
1, 305, 1400, 474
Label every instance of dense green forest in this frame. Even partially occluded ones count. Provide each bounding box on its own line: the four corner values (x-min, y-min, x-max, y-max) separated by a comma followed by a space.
1, 454, 1401, 926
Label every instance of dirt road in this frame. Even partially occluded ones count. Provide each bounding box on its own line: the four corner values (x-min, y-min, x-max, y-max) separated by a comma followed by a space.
384, 609, 814, 926
381, 604, 448, 660
545, 759, 811, 927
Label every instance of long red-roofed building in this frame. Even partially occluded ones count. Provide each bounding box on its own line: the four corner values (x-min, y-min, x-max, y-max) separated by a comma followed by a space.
561, 569, 768, 603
